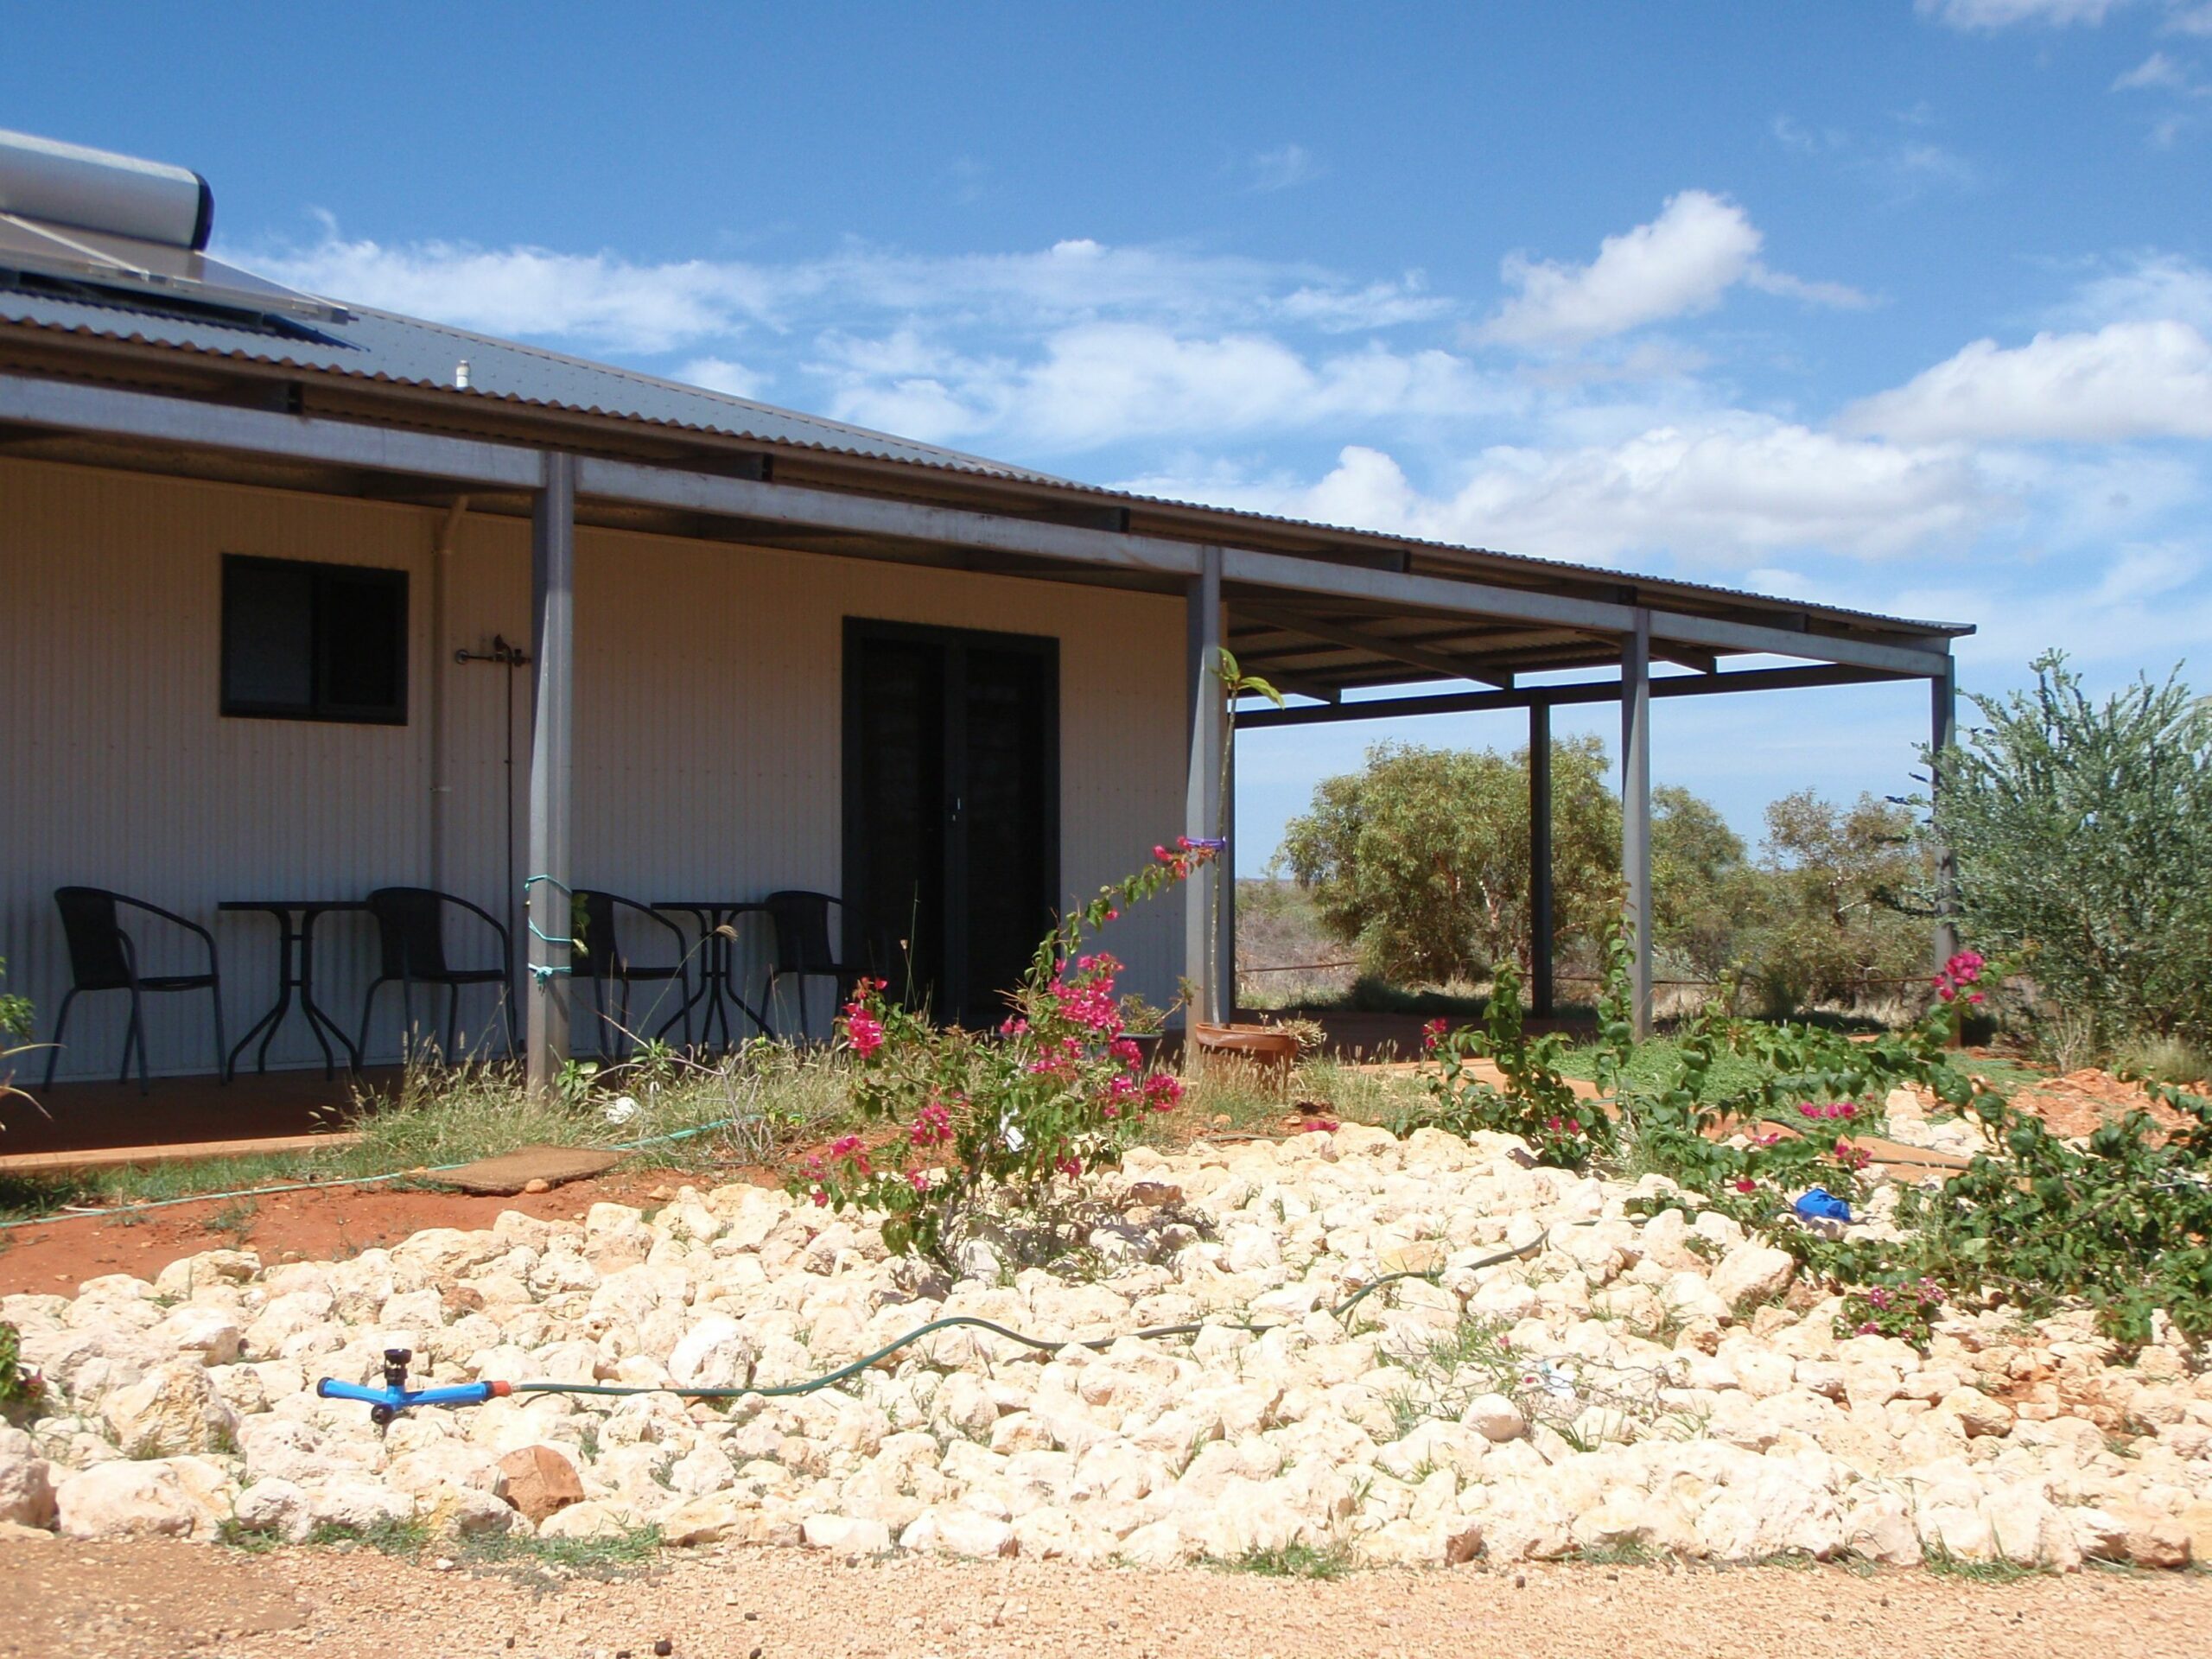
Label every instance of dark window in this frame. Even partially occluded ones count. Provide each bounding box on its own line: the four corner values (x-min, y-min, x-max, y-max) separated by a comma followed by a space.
221, 555, 408, 723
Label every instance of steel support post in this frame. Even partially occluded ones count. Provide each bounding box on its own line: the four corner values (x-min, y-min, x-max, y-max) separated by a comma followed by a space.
1930, 654, 1960, 972
525, 451, 576, 1095
1529, 698, 1554, 1020
1185, 546, 1226, 1028
1621, 611, 1654, 1038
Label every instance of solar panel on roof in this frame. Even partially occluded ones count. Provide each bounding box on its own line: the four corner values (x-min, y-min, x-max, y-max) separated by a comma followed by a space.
0, 128, 347, 327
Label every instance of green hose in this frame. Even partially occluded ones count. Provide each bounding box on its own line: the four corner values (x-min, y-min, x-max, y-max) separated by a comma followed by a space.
499, 1236, 1554, 1407
0, 1121, 724, 1231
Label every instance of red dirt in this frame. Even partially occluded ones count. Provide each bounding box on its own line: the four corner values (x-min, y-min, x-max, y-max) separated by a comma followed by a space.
0, 1165, 777, 1298
2006, 1067, 2202, 1141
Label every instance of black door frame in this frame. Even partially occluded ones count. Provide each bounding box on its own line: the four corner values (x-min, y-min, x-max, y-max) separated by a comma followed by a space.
841, 617, 1061, 1023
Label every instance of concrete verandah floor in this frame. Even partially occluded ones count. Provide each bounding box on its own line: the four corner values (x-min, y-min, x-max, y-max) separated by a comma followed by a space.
0, 1067, 397, 1170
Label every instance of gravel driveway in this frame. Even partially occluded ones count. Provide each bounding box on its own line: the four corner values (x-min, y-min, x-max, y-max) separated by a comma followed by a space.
6, 1536, 2212, 1659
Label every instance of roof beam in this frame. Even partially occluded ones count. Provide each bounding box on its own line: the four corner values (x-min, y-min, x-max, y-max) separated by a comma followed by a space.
1242, 668, 1340, 705
1236, 663, 1913, 729
1236, 601, 1513, 689
0, 371, 1956, 677
1224, 547, 1952, 678
0, 370, 543, 488
577, 455, 1207, 581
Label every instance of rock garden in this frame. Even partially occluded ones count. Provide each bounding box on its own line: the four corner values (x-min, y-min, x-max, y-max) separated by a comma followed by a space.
5, 851, 2210, 1583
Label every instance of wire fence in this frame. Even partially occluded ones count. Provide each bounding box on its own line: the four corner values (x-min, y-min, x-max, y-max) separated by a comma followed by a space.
1240, 960, 1941, 996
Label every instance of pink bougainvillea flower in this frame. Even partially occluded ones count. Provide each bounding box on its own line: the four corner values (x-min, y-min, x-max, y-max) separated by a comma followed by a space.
1109, 1037, 1143, 1071
1056, 1155, 1084, 1179
843, 1011, 885, 1057
1144, 1072, 1184, 1111
908, 1102, 953, 1147
906, 1170, 930, 1194
1422, 1017, 1450, 1052
1732, 1179, 1757, 1194
810, 1187, 829, 1208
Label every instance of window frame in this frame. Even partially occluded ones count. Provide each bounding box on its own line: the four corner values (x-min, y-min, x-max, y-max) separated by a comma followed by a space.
219, 553, 410, 726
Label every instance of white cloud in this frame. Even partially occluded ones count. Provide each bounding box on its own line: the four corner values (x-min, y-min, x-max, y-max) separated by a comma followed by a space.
2090, 539, 2205, 602
2060, 253, 2212, 330
811, 321, 1516, 451
2113, 49, 2192, 87
1916, 0, 2130, 28
243, 221, 761, 354
1846, 320, 2212, 441
234, 224, 1452, 353
677, 356, 767, 399
2168, 2, 2212, 35
1891, 142, 1983, 190
1479, 192, 1862, 349
1122, 418, 1993, 566
1249, 143, 1319, 191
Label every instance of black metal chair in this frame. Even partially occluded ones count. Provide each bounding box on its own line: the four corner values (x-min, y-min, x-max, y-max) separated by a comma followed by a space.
572, 889, 693, 1058
44, 887, 227, 1094
358, 887, 515, 1061
762, 890, 862, 1040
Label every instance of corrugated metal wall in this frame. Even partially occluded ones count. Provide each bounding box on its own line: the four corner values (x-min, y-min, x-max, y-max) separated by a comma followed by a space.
1, 456, 1189, 1081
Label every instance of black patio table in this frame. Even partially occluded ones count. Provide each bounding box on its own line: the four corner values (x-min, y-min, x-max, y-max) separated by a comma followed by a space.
220, 899, 368, 1078
651, 900, 776, 1050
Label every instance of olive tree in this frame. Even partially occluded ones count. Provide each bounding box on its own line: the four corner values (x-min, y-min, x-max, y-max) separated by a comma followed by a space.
1279, 737, 1620, 984
1738, 790, 1930, 1015
1934, 652, 2212, 1050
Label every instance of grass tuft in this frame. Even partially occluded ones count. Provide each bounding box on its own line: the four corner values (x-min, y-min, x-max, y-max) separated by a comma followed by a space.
1217, 1537, 1357, 1580
455, 1522, 664, 1578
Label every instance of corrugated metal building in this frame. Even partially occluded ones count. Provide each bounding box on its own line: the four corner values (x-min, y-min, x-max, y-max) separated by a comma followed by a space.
0, 130, 1972, 1088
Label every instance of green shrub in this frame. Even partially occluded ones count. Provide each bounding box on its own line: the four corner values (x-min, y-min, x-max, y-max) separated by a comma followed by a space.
1400, 960, 1611, 1170
1934, 651, 2212, 1054
0, 1319, 43, 1420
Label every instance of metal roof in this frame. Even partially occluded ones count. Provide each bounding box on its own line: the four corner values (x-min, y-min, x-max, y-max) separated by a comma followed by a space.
0, 280, 1063, 482
0, 263, 1972, 686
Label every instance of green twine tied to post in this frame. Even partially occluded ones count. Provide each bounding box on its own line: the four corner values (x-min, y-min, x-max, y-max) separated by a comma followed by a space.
520, 874, 583, 984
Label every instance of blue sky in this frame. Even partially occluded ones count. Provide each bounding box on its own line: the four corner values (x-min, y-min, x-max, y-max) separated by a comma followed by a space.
14, 0, 2209, 861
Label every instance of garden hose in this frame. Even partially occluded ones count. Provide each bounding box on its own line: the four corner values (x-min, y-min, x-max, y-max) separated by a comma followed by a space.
314, 1231, 1570, 1422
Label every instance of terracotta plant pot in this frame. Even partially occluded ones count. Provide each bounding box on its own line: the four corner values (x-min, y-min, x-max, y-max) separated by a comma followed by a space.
1191, 1020, 1301, 1084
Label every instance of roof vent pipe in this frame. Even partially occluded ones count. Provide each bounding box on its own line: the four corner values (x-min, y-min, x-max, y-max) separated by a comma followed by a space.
0, 128, 213, 251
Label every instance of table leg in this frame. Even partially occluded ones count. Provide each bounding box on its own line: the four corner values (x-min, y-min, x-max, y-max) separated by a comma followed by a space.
657, 914, 715, 1052
701, 931, 733, 1051
228, 921, 296, 1079
299, 909, 363, 1075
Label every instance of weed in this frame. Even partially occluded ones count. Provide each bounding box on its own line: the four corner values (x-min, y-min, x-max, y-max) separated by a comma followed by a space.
307, 1516, 435, 1556
0, 1319, 45, 1421
1920, 1539, 2044, 1584
457, 1523, 663, 1578
1217, 1537, 1357, 1580
1573, 1539, 1655, 1567
200, 1198, 259, 1246
214, 1518, 283, 1553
